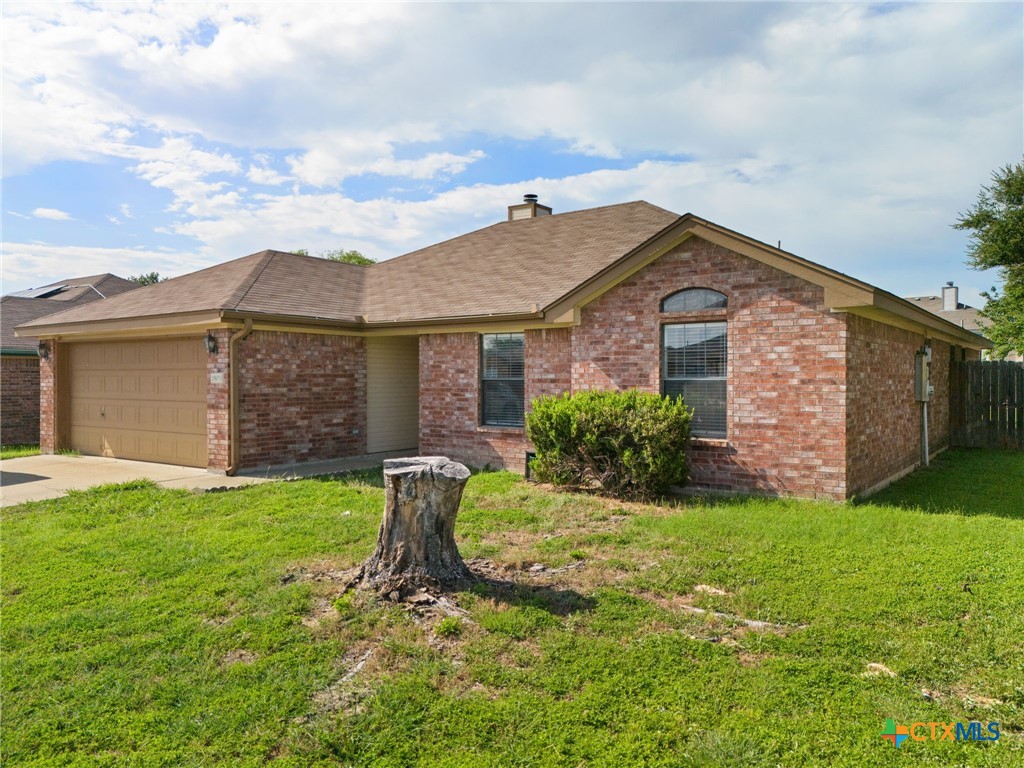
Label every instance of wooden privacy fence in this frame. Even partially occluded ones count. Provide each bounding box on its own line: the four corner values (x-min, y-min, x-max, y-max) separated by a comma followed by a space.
950, 360, 1024, 449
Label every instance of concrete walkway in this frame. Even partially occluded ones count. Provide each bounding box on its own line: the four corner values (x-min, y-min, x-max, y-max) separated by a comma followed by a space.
236, 449, 415, 480
0, 454, 269, 507
1, 450, 415, 507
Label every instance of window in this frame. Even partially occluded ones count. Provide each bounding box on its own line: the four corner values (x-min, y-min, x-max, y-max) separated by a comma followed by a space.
481, 333, 525, 427
662, 322, 727, 437
661, 288, 727, 312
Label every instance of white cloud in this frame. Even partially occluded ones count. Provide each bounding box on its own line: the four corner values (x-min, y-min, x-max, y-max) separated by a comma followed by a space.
124, 137, 241, 216
119, 203, 134, 219
1, 241, 210, 290
246, 163, 289, 186
0, 2, 1019, 301
32, 207, 72, 220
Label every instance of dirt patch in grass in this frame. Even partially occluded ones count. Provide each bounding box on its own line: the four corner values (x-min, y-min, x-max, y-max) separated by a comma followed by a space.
221, 649, 258, 666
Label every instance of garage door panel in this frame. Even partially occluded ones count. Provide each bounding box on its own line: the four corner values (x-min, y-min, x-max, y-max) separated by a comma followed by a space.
69, 339, 208, 467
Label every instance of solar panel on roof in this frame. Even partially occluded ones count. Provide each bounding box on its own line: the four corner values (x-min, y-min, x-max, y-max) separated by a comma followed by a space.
8, 284, 68, 299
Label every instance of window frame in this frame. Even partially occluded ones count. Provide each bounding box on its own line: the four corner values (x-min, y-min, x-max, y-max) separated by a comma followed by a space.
479, 332, 526, 428
660, 287, 728, 313
661, 320, 728, 439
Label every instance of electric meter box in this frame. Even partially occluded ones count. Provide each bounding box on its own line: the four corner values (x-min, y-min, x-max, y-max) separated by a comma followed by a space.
914, 347, 932, 402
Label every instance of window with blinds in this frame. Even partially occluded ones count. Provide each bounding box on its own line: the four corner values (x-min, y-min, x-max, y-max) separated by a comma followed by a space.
662, 322, 727, 437
481, 333, 525, 427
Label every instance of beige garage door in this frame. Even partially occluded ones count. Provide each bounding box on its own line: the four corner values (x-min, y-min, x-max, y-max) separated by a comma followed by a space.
68, 339, 208, 467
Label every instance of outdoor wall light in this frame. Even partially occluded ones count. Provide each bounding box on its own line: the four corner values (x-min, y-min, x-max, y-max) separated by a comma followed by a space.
205, 333, 219, 354
38, 341, 49, 360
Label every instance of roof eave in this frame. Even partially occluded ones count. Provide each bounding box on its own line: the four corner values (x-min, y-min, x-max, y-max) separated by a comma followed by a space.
15, 309, 226, 338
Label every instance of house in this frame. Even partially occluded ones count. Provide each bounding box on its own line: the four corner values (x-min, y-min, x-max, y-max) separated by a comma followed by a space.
16, 199, 988, 499
1, 274, 138, 445
906, 282, 1021, 362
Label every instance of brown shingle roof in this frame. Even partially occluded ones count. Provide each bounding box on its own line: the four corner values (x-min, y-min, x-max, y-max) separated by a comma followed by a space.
18, 201, 678, 331
366, 201, 678, 322
16, 250, 370, 328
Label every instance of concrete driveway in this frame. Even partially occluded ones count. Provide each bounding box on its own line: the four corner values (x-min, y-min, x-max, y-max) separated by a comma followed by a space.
1, 454, 269, 507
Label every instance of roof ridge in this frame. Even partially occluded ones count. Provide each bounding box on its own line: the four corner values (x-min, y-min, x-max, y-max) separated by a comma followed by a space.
226, 250, 279, 310
370, 201, 663, 270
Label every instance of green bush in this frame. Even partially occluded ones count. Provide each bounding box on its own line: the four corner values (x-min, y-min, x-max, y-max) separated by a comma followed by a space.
526, 390, 692, 500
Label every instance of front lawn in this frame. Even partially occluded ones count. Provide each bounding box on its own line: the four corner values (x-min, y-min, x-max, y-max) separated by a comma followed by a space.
2, 453, 1022, 766
1, 444, 40, 460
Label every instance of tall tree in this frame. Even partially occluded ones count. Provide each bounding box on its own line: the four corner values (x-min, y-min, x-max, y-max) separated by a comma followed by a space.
954, 161, 1024, 357
128, 272, 162, 286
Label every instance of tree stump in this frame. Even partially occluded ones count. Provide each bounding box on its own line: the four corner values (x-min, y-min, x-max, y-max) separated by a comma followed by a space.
354, 456, 473, 596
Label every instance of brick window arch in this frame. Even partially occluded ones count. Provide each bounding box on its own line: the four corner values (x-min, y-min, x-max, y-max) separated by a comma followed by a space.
660, 287, 728, 312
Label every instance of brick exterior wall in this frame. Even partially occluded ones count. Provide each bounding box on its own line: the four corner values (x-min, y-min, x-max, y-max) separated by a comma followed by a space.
845, 315, 953, 496
572, 238, 848, 499
419, 238, 850, 499
1, 356, 40, 445
206, 329, 231, 471
418, 328, 573, 472
235, 331, 366, 468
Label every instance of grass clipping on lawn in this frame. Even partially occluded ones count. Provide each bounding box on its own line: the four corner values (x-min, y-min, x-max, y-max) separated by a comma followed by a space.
1, 449, 1022, 766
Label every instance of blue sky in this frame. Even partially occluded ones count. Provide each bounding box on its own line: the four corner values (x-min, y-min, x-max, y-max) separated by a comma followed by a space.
2, 2, 1022, 307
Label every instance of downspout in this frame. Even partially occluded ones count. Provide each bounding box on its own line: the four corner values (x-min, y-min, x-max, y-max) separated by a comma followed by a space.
226, 319, 253, 476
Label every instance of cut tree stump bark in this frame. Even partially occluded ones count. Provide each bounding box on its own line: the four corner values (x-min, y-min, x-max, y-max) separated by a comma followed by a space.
352, 456, 473, 596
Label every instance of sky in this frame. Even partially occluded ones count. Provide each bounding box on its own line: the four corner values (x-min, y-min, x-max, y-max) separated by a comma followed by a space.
2, 1, 1022, 307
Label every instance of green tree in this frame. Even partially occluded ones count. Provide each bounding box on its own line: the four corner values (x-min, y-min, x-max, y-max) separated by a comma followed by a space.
290, 248, 375, 265
322, 249, 375, 265
954, 161, 1024, 357
128, 272, 162, 286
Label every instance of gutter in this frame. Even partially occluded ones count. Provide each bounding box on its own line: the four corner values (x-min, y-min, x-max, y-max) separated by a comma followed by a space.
226, 319, 254, 476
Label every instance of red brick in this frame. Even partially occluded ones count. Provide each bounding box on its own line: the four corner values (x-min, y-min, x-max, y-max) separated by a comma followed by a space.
1, 356, 40, 445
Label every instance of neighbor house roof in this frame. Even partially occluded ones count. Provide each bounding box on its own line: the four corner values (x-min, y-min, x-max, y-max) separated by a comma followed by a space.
15, 202, 988, 348
2, 274, 138, 354
905, 294, 985, 333
14, 251, 368, 327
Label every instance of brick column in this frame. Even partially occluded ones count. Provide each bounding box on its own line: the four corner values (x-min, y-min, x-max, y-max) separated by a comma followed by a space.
206, 329, 232, 471
38, 341, 58, 454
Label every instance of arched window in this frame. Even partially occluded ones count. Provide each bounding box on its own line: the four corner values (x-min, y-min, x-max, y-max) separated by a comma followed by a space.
661, 288, 728, 437
661, 288, 727, 312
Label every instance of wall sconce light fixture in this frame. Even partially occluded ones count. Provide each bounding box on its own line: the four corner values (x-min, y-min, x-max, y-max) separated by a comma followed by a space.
38, 341, 50, 360
204, 333, 219, 354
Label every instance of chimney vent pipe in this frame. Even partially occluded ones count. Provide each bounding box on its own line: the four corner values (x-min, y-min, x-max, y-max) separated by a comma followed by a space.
941, 282, 959, 312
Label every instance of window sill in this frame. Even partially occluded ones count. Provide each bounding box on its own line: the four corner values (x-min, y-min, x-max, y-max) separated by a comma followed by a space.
690, 437, 729, 448
477, 425, 525, 434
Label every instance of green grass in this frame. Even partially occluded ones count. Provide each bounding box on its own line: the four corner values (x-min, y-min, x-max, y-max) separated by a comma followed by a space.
2, 451, 1022, 766
864, 448, 1023, 517
0, 444, 39, 460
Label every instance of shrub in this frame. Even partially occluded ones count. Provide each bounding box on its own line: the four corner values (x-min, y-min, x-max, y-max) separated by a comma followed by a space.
526, 390, 691, 500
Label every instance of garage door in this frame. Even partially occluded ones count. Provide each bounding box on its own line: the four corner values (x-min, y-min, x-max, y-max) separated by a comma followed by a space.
68, 339, 208, 467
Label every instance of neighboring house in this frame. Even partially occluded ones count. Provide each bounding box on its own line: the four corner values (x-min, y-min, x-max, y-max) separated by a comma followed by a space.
18, 200, 988, 499
1, 275, 139, 445
905, 282, 1021, 362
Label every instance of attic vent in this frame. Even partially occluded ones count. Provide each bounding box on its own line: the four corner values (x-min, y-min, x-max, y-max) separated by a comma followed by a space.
508, 194, 553, 221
